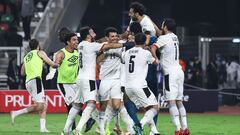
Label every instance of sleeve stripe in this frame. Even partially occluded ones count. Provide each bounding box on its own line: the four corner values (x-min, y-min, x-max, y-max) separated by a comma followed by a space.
153, 44, 158, 49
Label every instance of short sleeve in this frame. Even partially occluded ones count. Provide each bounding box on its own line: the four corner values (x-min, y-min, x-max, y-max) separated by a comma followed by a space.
154, 36, 167, 48
90, 42, 104, 52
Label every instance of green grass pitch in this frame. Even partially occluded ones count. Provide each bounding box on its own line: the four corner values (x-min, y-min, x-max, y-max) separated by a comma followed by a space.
0, 113, 240, 135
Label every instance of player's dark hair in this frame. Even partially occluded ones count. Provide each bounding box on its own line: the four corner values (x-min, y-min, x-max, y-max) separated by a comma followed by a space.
29, 39, 39, 50
130, 2, 146, 16
129, 22, 142, 34
163, 18, 176, 32
135, 33, 146, 45
80, 26, 91, 40
58, 27, 72, 44
104, 27, 118, 37
65, 32, 77, 45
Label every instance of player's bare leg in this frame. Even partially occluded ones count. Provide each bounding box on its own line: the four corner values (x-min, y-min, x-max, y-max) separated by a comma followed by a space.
39, 102, 50, 133
11, 102, 44, 125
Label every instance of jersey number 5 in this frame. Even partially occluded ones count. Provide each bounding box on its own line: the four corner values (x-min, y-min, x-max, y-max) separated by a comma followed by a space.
129, 55, 135, 73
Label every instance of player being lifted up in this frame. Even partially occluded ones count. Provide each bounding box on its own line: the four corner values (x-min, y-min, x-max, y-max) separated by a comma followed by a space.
151, 18, 190, 135
124, 33, 160, 135
128, 2, 161, 37
10, 39, 59, 132
124, 3, 161, 134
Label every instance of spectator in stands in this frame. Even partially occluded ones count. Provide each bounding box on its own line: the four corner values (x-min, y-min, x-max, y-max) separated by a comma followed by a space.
21, 0, 34, 41
226, 58, 239, 89
34, 0, 48, 11
7, 57, 20, 89
186, 59, 195, 85
193, 57, 203, 86
237, 64, 240, 90
7, 0, 21, 26
215, 54, 227, 88
0, 32, 6, 46
5, 26, 22, 46
207, 60, 218, 89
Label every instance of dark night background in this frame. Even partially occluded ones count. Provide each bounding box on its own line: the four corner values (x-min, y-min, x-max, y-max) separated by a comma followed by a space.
81, 0, 240, 38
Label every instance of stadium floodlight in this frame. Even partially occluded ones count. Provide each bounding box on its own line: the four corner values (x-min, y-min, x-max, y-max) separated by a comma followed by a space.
232, 38, 240, 43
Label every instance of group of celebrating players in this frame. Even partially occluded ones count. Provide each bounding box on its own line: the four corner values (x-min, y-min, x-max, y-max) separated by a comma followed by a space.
10, 2, 190, 135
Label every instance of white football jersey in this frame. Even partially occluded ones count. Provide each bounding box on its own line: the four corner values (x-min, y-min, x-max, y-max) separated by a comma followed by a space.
128, 15, 156, 36
99, 48, 122, 80
124, 47, 155, 88
77, 41, 103, 80
120, 47, 126, 87
154, 33, 182, 75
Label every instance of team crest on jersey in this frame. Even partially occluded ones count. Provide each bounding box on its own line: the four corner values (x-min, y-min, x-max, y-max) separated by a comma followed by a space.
25, 52, 33, 63
67, 55, 78, 63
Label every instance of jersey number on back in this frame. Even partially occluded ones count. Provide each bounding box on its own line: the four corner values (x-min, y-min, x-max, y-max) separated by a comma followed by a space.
79, 52, 83, 68
174, 43, 178, 60
129, 55, 135, 73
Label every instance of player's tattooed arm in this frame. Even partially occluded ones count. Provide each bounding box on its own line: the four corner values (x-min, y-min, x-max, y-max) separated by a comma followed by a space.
54, 50, 64, 67
96, 52, 105, 64
101, 43, 123, 51
38, 51, 59, 68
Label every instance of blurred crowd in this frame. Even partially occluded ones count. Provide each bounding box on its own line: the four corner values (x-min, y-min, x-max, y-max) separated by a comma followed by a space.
184, 55, 240, 90
0, 0, 48, 46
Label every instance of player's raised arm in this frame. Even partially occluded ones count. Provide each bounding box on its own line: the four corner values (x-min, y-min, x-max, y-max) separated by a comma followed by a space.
100, 42, 123, 51
38, 50, 59, 68
150, 19, 162, 37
